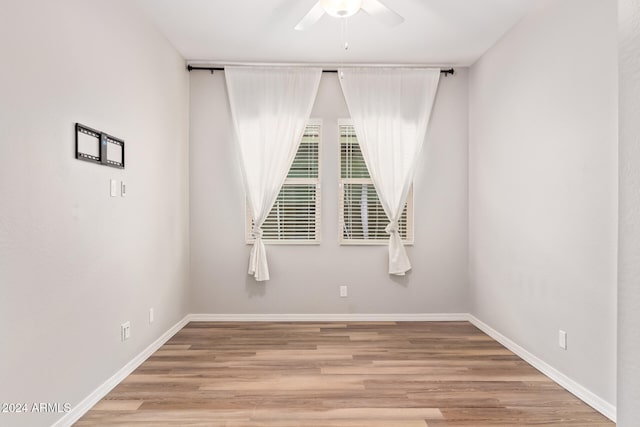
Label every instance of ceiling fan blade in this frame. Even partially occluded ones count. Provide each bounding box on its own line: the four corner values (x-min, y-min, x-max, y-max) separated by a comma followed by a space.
294, 2, 325, 30
361, 0, 405, 26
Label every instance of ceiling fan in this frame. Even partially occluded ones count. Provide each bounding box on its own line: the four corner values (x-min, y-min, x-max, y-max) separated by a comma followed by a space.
295, 0, 405, 31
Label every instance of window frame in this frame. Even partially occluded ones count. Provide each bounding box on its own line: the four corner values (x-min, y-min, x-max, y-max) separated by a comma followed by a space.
245, 119, 322, 245
337, 119, 414, 246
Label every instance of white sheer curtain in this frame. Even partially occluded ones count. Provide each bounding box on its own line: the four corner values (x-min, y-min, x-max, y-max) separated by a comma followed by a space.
225, 66, 321, 281
339, 68, 440, 275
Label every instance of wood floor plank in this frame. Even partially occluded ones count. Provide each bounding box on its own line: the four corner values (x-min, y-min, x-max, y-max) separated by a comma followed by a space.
89, 400, 144, 411
77, 321, 613, 426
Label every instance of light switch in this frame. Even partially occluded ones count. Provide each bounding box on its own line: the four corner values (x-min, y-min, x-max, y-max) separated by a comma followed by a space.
121, 181, 126, 197
110, 179, 118, 197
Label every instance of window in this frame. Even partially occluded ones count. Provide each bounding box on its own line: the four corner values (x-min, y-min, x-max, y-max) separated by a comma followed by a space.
339, 122, 413, 245
246, 122, 321, 244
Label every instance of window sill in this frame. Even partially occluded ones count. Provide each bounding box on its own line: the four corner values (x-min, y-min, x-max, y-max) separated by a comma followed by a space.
246, 240, 321, 246
340, 240, 415, 246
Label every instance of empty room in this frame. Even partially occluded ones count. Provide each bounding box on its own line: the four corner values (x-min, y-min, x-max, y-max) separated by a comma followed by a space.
1, 0, 639, 425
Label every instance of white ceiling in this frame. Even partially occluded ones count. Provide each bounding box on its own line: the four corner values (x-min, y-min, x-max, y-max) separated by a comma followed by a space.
134, 0, 537, 66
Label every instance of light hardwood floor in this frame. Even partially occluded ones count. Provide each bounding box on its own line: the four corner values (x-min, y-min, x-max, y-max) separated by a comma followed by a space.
77, 321, 613, 426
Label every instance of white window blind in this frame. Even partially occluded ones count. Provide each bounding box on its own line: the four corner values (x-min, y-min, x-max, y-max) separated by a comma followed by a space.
339, 123, 413, 244
246, 123, 321, 244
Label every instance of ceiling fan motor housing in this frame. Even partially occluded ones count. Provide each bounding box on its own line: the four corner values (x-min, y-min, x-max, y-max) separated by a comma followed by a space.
320, 0, 363, 18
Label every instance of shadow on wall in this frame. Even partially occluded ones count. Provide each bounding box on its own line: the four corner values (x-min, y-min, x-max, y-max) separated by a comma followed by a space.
391, 270, 411, 288
245, 274, 267, 297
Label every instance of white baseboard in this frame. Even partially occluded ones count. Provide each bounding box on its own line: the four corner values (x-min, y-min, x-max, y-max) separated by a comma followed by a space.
467, 315, 616, 422
51, 314, 191, 427
187, 313, 470, 322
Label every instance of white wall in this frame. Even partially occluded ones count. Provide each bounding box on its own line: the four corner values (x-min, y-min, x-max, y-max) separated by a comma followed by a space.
0, 1, 190, 426
618, 0, 640, 424
469, 0, 617, 408
189, 70, 469, 314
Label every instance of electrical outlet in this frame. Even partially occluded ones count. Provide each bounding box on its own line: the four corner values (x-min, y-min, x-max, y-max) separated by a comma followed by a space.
149, 308, 154, 324
340, 285, 348, 298
558, 330, 567, 350
121, 321, 131, 341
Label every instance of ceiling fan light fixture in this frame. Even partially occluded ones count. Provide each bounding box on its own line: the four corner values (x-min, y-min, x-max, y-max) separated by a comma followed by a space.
320, 0, 362, 18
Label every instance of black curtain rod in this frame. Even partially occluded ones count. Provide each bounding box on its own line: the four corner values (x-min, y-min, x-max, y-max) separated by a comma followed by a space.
187, 65, 455, 76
